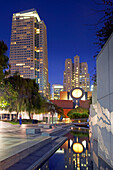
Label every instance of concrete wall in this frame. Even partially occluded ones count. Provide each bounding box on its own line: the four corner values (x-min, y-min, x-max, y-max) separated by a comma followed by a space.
97, 32, 113, 167
90, 86, 98, 141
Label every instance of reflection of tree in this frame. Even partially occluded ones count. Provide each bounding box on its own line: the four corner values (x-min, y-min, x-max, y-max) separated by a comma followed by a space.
70, 131, 89, 137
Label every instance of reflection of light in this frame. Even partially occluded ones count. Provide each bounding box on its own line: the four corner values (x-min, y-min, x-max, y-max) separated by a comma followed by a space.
82, 140, 86, 148
70, 139, 73, 147
56, 149, 64, 154
65, 165, 67, 168
78, 120, 81, 123
73, 143, 83, 153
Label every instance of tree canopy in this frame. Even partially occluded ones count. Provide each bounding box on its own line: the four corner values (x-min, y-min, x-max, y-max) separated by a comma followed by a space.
0, 41, 10, 82
6, 75, 41, 119
95, 0, 113, 54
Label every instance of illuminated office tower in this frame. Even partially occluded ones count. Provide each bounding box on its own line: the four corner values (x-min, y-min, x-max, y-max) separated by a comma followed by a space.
63, 59, 72, 92
63, 56, 90, 92
9, 9, 48, 97
52, 84, 63, 100
80, 62, 90, 92
74, 55, 80, 88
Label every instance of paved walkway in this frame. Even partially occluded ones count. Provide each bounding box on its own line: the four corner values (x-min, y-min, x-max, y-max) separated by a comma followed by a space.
0, 121, 70, 170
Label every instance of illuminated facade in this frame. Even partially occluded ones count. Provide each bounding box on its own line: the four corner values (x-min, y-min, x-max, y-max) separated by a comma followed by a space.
63, 55, 90, 92
52, 84, 63, 100
9, 9, 48, 97
73, 55, 80, 88
63, 59, 72, 92
80, 62, 90, 92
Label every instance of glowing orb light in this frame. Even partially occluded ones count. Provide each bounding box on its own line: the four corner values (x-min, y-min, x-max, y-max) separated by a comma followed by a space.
70, 88, 84, 99
73, 143, 83, 153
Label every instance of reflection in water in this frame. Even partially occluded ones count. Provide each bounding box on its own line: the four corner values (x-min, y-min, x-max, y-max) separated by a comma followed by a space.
38, 128, 92, 170
90, 136, 113, 170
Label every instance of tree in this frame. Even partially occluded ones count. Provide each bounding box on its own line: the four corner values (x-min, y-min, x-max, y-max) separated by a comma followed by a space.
92, 0, 113, 83
0, 41, 10, 82
53, 104, 64, 117
0, 81, 18, 111
7, 75, 41, 120
24, 79, 41, 119
95, 0, 113, 53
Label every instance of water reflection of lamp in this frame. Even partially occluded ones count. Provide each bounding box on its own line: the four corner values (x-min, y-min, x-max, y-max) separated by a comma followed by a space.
73, 143, 83, 154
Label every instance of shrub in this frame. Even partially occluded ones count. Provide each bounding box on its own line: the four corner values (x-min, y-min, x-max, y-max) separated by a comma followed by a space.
69, 112, 82, 119
68, 112, 89, 119
67, 107, 88, 117
81, 113, 89, 118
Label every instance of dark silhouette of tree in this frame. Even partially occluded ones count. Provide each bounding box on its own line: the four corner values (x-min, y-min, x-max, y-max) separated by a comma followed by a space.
92, 0, 113, 83
95, 0, 113, 53
0, 41, 10, 82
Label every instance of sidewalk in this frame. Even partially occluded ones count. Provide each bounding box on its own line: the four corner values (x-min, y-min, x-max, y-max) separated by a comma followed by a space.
0, 121, 70, 170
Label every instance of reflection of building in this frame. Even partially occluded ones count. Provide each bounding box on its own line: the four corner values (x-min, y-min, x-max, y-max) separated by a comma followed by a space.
52, 84, 63, 100
63, 55, 90, 92
9, 9, 48, 97
61, 135, 91, 169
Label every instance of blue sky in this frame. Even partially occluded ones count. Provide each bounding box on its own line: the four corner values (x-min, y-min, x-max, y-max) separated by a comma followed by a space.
0, 0, 104, 87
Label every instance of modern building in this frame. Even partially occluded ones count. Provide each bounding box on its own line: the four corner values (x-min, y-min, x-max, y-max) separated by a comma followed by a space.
63, 59, 72, 92
80, 62, 90, 92
9, 9, 49, 97
52, 84, 63, 100
63, 55, 90, 92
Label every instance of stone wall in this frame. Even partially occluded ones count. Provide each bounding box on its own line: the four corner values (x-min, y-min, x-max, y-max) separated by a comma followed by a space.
96, 32, 113, 167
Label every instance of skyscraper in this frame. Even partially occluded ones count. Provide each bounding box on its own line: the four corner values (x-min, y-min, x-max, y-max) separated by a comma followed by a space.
63, 59, 72, 92
80, 62, 90, 92
9, 9, 48, 97
63, 55, 90, 92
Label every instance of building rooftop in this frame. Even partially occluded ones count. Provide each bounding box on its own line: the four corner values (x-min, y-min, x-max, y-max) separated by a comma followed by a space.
13, 8, 41, 22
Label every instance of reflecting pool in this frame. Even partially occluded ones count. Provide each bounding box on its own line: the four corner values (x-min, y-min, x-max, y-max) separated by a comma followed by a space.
38, 127, 93, 170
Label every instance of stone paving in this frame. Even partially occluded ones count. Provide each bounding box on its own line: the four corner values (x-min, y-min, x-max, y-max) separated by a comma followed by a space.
0, 121, 69, 170
0, 121, 51, 169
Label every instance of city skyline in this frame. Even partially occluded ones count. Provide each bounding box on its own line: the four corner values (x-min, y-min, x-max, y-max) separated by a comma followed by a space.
0, 0, 104, 87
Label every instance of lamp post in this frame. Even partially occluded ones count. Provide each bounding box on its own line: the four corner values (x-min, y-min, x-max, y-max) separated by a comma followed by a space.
70, 87, 84, 108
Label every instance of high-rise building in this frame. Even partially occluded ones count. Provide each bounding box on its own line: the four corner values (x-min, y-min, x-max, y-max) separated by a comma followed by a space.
9, 9, 48, 97
80, 62, 90, 92
63, 59, 72, 92
52, 84, 63, 100
63, 55, 90, 92
74, 55, 80, 88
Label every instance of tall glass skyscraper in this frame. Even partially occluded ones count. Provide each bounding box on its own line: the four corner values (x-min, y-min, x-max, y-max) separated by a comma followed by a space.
9, 9, 48, 97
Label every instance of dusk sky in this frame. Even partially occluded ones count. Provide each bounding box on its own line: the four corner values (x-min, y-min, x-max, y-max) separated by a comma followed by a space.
0, 0, 104, 87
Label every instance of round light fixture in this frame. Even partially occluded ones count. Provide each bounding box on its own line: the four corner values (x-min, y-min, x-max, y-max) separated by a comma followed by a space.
70, 87, 84, 99
73, 142, 83, 153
